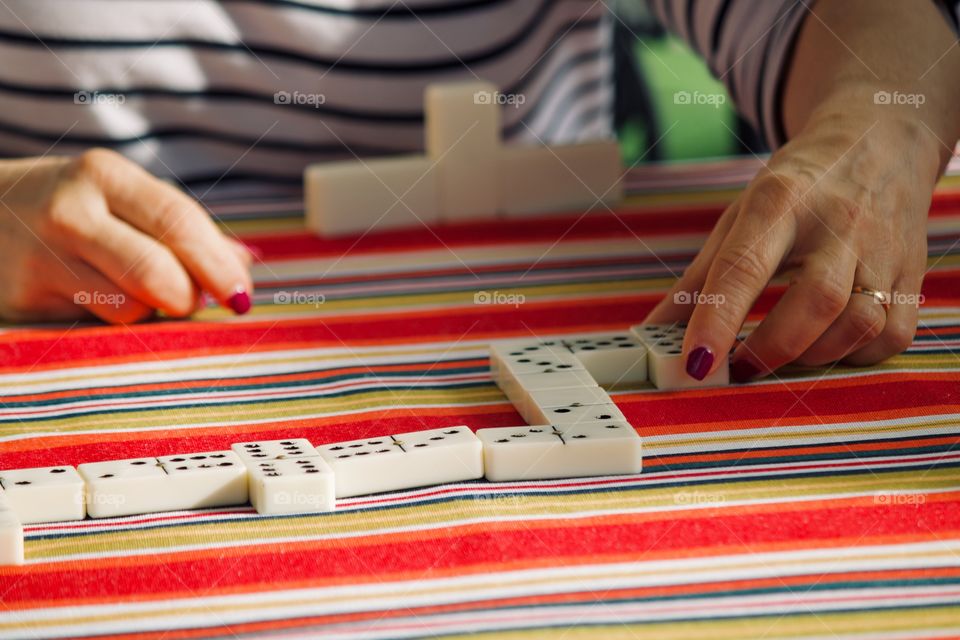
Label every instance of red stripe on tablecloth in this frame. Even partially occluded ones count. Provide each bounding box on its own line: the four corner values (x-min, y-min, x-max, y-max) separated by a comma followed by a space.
0, 359, 489, 403
3, 267, 960, 370
10, 565, 960, 624
240, 192, 960, 262
3, 494, 958, 602
241, 208, 727, 261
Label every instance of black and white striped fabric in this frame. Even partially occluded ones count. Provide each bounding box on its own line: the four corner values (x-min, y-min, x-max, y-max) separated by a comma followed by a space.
0, 0, 956, 197
0, 0, 615, 194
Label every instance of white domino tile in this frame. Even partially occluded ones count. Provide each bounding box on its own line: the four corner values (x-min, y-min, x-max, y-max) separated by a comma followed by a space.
0, 490, 23, 565
631, 324, 729, 389
489, 342, 584, 381
79, 451, 249, 518
499, 141, 623, 217
525, 386, 613, 425
539, 402, 628, 428
316, 426, 483, 498
78, 458, 167, 518
425, 81, 501, 220
510, 370, 599, 392
231, 439, 319, 463
477, 422, 642, 481
156, 451, 249, 510
304, 156, 440, 236
563, 333, 648, 385
246, 457, 335, 515
0, 465, 85, 524
0, 508, 23, 566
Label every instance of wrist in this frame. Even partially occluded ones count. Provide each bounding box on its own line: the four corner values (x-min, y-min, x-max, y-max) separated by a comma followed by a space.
796, 84, 949, 183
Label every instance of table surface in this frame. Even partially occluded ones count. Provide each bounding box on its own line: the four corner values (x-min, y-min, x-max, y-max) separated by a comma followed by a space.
1, 162, 959, 639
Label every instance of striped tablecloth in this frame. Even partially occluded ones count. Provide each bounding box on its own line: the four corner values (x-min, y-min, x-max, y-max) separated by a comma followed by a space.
1, 161, 960, 639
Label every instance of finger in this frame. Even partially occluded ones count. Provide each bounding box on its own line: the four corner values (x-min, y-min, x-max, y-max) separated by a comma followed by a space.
57, 259, 154, 324
227, 238, 256, 267
61, 179, 199, 317
843, 276, 921, 366
73, 149, 253, 314
644, 198, 740, 324
793, 275, 888, 367
728, 243, 858, 381
682, 177, 798, 380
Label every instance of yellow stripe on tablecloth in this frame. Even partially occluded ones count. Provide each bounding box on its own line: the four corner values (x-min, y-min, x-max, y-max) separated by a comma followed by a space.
0, 388, 506, 437
24, 469, 960, 561
430, 607, 960, 640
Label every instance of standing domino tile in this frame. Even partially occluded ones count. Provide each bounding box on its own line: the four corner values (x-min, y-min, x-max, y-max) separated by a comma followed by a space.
79, 452, 249, 518
425, 81, 501, 220
0, 490, 24, 566
0, 466, 85, 524
632, 324, 729, 389
477, 422, 642, 481
247, 457, 335, 515
304, 156, 440, 237
316, 426, 483, 498
499, 141, 623, 217
563, 333, 648, 385
231, 439, 319, 463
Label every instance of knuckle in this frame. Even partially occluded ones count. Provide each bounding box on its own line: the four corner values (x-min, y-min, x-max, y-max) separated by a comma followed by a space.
824, 193, 870, 235
806, 279, 849, 319
744, 173, 804, 220
883, 321, 916, 354
151, 197, 195, 242
714, 244, 770, 290
125, 251, 194, 315
71, 148, 124, 182
846, 302, 885, 342
40, 188, 103, 241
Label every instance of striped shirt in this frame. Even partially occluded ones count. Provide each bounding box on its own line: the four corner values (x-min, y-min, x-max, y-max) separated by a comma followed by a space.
0, 0, 615, 195
0, 1, 956, 197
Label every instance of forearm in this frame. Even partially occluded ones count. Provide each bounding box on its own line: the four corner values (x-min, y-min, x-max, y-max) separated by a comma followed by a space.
783, 0, 960, 175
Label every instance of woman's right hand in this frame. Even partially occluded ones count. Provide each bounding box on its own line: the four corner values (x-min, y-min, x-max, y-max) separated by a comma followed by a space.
0, 148, 254, 323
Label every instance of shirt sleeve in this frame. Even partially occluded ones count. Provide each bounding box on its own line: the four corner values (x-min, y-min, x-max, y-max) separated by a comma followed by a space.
933, 0, 960, 33
648, 0, 960, 149
647, 0, 810, 149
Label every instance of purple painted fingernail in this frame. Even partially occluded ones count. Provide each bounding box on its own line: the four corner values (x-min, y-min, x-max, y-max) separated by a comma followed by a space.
730, 359, 762, 384
227, 287, 251, 315
685, 346, 714, 381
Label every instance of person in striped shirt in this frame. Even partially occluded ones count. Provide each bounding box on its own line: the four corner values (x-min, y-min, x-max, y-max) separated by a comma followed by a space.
0, 0, 957, 384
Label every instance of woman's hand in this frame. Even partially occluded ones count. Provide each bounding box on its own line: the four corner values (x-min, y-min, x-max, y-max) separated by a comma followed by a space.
644, 0, 960, 383
0, 148, 254, 323
643, 108, 941, 382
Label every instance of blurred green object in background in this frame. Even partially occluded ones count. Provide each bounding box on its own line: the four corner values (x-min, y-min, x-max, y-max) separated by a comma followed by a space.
633, 36, 736, 161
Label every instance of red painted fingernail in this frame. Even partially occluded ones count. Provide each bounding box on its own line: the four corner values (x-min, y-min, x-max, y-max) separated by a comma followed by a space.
227, 288, 251, 315
731, 358, 761, 383
685, 346, 714, 381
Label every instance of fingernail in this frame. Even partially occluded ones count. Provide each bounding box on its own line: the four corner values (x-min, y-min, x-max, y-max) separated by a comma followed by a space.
227, 287, 251, 315
685, 346, 714, 381
730, 358, 761, 384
